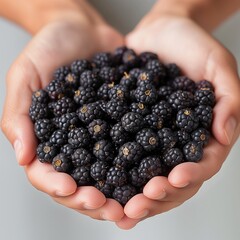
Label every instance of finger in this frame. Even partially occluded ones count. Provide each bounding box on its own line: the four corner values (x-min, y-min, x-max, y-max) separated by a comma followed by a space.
25, 159, 77, 197
115, 215, 141, 230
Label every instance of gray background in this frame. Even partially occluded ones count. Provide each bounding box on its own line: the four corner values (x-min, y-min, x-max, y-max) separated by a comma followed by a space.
0, 1, 240, 239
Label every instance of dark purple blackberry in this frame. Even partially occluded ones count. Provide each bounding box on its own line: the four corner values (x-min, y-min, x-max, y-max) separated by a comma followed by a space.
176, 108, 199, 132
115, 64, 129, 77
71, 59, 92, 75
191, 128, 210, 146
68, 127, 91, 148
145, 59, 166, 81
139, 51, 158, 66
130, 102, 150, 116
52, 97, 76, 117
45, 79, 66, 100
196, 80, 214, 91
54, 66, 71, 81
118, 142, 144, 164
99, 66, 119, 83
128, 167, 147, 187
151, 100, 172, 120
129, 68, 143, 79
144, 114, 164, 130
92, 52, 112, 68
162, 148, 185, 167
165, 63, 181, 80
90, 161, 109, 181
157, 128, 178, 151
34, 119, 55, 141
29, 102, 50, 122
60, 143, 75, 157
183, 141, 203, 162
71, 148, 93, 167
95, 181, 114, 198
121, 112, 144, 133
129, 89, 137, 102
64, 72, 78, 89
195, 105, 213, 129
110, 122, 130, 146
58, 112, 80, 131
136, 128, 160, 152
112, 156, 128, 169
119, 72, 137, 90
32, 89, 49, 104
52, 153, 72, 173
73, 86, 96, 105
138, 156, 163, 180
37, 141, 59, 163
171, 76, 196, 93
113, 46, 128, 65
135, 83, 158, 105
79, 70, 102, 89
122, 49, 139, 68
87, 119, 109, 140
194, 88, 215, 107
176, 129, 190, 147
158, 86, 173, 100
168, 90, 195, 110
106, 166, 128, 187
93, 140, 115, 162
71, 166, 92, 186
113, 184, 137, 205
77, 102, 104, 124
105, 99, 128, 120
97, 82, 115, 101
49, 129, 68, 147
108, 84, 129, 101
136, 70, 155, 86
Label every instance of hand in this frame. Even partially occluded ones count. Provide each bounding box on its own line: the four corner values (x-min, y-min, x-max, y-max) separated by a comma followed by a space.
1, 5, 125, 222
116, 13, 240, 229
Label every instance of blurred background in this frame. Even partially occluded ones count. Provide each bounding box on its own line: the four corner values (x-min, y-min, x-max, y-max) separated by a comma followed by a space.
0, 1, 239, 239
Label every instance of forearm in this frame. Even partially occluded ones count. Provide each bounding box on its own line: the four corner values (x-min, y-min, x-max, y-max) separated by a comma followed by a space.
152, 0, 240, 31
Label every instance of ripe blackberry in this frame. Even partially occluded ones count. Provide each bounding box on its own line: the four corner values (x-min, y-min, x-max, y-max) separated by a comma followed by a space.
135, 83, 158, 105
171, 76, 196, 93
68, 127, 91, 148
73, 86, 96, 105
106, 166, 128, 187
97, 82, 115, 101
130, 102, 150, 116
95, 181, 114, 198
93, 52, 112, 68
99, 66, 119, 83
87, 119, 109, 140
71, 166, 92, 186
118, 142, 144, 164
138, 156, 163, 180
196, 80, 214, 91
112, 156, 128, 169
54, 66, 71, 81
115, 64, 129, 77
157, 128, 178, 151
110, 122, 130, 146
194, 88, 215, 107
71, 59, 92, 75
151, 100, 172, 120
128, 167, 147, 187
144, 114, 164, 130
52, 153, 72, 173
34, 119, 55, 141
139, 51, 158, 66
129, 89, 137, 102
136, 128, 160, 152
45, 79, 66, 100
108, 84, 129, 101
71, 148, 93, 167
29, 102, 50, 122
191, 128, 210, 146
52, 97, 76, 117
145, 59, 166, 81
176, 108, 199, 132
105, 99, 128, 120
122, 49, 139, 68
158, 86, 173, 100
162, 148, 185, 167
32, 89, 49, 104
113, 184, 137, 205
168, 90, 195, 110
93, 140, 115, 162
37, 141, 59, 163
129, 68, 143, 79
90, 161, 109, 181
60, 143, 75, 157
113, 46, 128, 65
195, 105, 213, 129
50, 129, 68, 147
176, 129, 190, 147
121, 112, 144, 133
119, 72, 137, 90
64, 72, 78, 89
136, 70, 155, 86
183, 141, 203, 162
165, 63, 181, 80
58, 112, 80, 131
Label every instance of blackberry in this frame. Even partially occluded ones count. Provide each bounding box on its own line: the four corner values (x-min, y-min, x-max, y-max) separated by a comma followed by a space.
129, 89, 137, 102
68, 127, 91, 148
157, 128, 178, 151
110, 122, 130, 146
171, 76, 196, 93
93, 52, 112, 68
145, 59, 166, 81
168, 90, 195, 110
54, 66, 71, 81
97, 82, 115, 101
119, 72, 137, 90
74, 86, 96, 105
93, 140, 115, 162
176, 129, 190, 147
136, 128, 160, 152
151, 100, 172, 120
50, 129, 68, 147
138, 156, 163, 180
99, 66, 119, 83
122, 49, 139, 68
29, 102, 50, 122
113, 184, 137, 205
162, 148, 185, 167
95, 181, 114, 198
64, 72, 78, 89
60, 143, 75, 157
34, 119, 55, 141
194, 88, 215, 107
71, 148, 93, 167
195, 105, 213, 129
196, 80, 214, 91
135, 83, 158, 105
105, 99, 128, 120
139, 51, 158, 66
108, 84, 129, 101
115, 64, 129, 77
87, 119, 109, 140
106, 166, 128, 187
130, 102, 150, 116
71, 59, 92, 75
58, 112, 80, 131
165, 63, 181, 80
158, 86, 173, 100
183, 141, 203, 162
113, 46, 128, 65
191, 128, 210, 146
32, 89, 49, 104
112, 156, 128, 169
136, 70, 155, 86
121, 112, 144, 133
128, 167, 147, 187
71, 166, 92, 186
79, 70, 102, 89
118, 142, 144, 164
52, 97, 76, 117
37, 141, 59, 163
144, 114, 164, 130
52, 153, 72, 173
90, 161, 109, 181
45, 79, 65, 100
129, 68, 143, 79
176, 108, 199, 132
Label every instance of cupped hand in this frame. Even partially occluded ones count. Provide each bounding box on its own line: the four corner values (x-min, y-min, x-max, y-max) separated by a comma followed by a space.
116, 14, 240, 229
1, 7, 124, 222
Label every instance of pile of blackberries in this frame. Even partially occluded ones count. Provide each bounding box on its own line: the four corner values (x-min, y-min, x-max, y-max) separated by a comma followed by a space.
29, 47, 215, 205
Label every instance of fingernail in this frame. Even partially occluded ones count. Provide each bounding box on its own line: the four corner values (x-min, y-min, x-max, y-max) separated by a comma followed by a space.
133, 210, 149, 219
14, 140, 22, 163
55, 191, 73, 197
157, 189, 167, 200
225, 117, 237, 145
